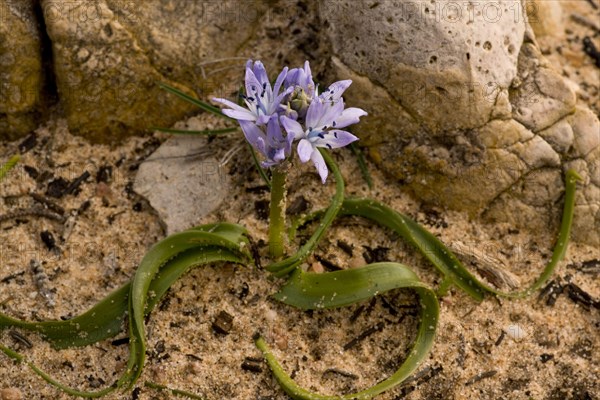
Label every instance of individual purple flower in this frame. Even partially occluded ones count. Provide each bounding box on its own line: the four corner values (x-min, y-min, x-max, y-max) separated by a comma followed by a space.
213, 60, 291, 126
281, 81, 367, 183
240, 115, 294, 168
284, 61, 316, 119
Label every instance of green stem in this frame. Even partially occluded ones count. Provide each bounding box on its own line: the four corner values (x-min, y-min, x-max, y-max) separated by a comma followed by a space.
266, 150, 345, 276
269, 165, 287, 259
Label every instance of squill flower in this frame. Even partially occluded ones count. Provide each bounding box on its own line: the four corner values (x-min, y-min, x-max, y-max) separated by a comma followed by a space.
213, 60, 291, 126
240, 115, 294, 168
281, 81, 367, 183
284, 61, 316, 119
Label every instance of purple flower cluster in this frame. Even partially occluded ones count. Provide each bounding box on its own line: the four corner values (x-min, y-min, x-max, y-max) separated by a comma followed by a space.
213, 60, 367, 183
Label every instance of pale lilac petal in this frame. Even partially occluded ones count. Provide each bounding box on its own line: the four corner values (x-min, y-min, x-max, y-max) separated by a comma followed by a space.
212, 97, 249, 113
297, 139, 314, 163
332, 107, 367, 129
301, 61, 312, 88
280, 115, 305, 140
314, 130, 359, 149
272, 147, 286, 162
284, 68, 300, 89
266, 116, 284, 147
256, 114, 270, 125
305, 98, 325, 130
321, 80, 352, 102
222, 108, 256, 121
285, 127, 294, 155
245, 65, 262, 99
240, 121, 266, 156
315, 98, 345, 129
311, 149, 328, 184
273, 67, 289, 97
274, 86, 295, 107
252, 61, 269, 86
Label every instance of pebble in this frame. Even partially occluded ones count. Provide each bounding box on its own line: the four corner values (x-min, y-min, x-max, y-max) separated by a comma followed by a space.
187, 361, 203, 375
506, 324, 528, 342
1, 388, 23, 400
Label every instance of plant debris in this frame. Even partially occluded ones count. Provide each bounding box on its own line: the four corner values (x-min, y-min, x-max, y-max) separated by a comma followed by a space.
465, 370, 497, 386
212, 310, 234, 335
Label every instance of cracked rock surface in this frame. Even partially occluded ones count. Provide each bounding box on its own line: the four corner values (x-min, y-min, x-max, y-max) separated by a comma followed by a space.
321, 0, 599, 245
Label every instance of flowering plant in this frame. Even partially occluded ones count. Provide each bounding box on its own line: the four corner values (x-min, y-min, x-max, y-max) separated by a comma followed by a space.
0, 60, 581, 400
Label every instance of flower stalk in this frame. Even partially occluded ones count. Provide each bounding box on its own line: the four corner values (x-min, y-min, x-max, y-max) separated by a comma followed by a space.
269, 165, 288, 259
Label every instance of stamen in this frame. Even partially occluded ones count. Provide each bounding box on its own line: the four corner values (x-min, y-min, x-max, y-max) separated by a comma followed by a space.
326, 144, 332, 149
332, 121, 337, 127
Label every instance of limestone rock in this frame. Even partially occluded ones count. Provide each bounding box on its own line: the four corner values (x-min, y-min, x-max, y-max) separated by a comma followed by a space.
41, 0, 266, 142
322, 0, 600, 245
526, 0, 564, 38
0, 0, 43, 139
322, 0, 525, 133
134, 135, 229, 235
510, 44, 576, 132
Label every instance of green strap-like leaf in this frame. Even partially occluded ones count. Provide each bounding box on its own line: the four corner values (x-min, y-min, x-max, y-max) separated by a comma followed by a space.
258, 263, 439, 400
126, 223, 251, 387
158, 82, 230, 120
248, 142, 272, 188
289, 169, 581, 301
0, 154, 20, 181
154, 127, 239, 136
349, 142, 373, 189
465, 169, 582, 298
266, 150, 345, 277
337, 198, 487, 301
0, 223, 250, 396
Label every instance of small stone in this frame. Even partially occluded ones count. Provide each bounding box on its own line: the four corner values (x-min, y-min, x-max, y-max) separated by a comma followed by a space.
187, 361, 203, 375
0, 388, 23, 400
506, 324, 527, 342
76, 48, 90, 62
134, 136, 229, 235
308, 262, 325, 274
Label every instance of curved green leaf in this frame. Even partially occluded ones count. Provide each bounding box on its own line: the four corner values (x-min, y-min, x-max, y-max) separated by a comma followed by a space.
0, 223, 250, 396
126, 223, 251, 387
337, 198, 487, 301
258, 263, 439, 400
289, 170, 581, 301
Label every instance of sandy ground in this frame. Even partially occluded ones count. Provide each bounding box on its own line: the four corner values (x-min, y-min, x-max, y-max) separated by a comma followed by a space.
0, 111, 598, 400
